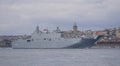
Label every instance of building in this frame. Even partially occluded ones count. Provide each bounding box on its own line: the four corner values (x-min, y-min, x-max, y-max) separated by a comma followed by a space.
116, 27, 120, 38
62, 22, 83, 38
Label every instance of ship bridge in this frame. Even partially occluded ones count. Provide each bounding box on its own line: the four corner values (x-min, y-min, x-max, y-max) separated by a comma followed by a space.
31, 26, 62, 41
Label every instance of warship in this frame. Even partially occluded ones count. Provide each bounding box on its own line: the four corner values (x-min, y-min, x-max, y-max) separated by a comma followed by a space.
12, 24, 102, 49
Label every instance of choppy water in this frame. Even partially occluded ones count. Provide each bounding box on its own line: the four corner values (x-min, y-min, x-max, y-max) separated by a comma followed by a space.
0, 48, 120, 66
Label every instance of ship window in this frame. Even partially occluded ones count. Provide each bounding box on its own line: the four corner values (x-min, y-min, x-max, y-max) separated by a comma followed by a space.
27, 40, 31, 42
49, 38, 51, 41
44, 38, 46, 40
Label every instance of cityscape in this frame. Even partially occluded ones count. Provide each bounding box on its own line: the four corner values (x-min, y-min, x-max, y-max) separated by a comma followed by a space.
0, 23, 120, 48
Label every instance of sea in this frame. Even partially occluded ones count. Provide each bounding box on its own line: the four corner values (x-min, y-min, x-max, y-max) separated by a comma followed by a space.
0, 48, 120, 66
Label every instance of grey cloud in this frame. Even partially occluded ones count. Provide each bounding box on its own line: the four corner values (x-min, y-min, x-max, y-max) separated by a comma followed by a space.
0, 0, 120, 35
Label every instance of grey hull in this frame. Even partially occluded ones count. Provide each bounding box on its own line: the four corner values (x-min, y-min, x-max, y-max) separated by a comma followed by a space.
64, 35, 102, 48
12, 36, 102, 49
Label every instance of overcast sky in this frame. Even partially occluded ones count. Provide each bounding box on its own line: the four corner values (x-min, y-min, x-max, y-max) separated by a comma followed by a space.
0, 0, 120, 35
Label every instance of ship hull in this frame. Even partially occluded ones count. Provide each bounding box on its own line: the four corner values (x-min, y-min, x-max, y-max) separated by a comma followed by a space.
64, 39, 96, 48
12, 38, 98, 49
